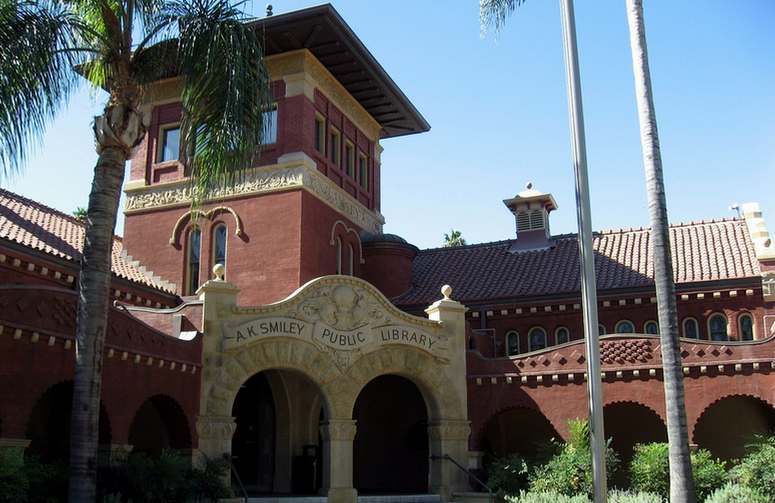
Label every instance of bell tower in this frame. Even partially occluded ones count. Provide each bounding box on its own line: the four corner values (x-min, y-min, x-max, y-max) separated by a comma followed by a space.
120, 5, 429, 305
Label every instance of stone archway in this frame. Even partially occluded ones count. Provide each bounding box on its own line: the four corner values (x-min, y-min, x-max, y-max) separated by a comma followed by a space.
693, 394, 775, 461
128, 394, 191, 457
480, 406, 560, 460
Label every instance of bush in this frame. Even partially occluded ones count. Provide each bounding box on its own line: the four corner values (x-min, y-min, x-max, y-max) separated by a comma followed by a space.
506, 491, 591, 503
607, 490, 664, 503
704, 483, 768, 503
485, 454, 531, 496
0, 450, 28, 503
629, 443, 726, 501
0, 451, 67, 503
730, 434, 775, 500
528, 419, 619, 497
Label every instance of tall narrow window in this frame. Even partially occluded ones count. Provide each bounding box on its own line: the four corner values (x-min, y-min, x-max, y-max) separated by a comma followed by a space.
683, 317, 699, 339
739, 314, 754, 341
555, 327, 570, 345
528, 327, 547, 352
314, 115, 325, 153
358, 153, 369, 190
709, 313, 728, 341
186, 228, 201, 295
213, 224, 227, 272
615, 320, 635, 334
335, 236, 342, 275
329, 128, 341, 166
262, 105, 278, 144
644, 321, 659, 335
345, 142, 355, 177
347, 243, 355, 276
159, 125, 181, 162
506, 331, 519, 356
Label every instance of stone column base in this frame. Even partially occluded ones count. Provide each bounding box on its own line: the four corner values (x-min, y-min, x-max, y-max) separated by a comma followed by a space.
328, 486, 358, 503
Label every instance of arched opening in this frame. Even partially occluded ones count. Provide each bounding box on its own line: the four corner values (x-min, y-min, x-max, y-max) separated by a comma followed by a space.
26, 381, 111, 463
128, 395, 191, 457
694, 395, 775, 461
615, 320, 635, 334
738, 313, 754, 341
604, 402, 666, 486
232, 370, 327, 495
527, 327, 547, 352
708, 313, 728, 341
683, 317, 699, 339
506, 330, 519, 356
481, 407, 559, 460
353, 375, 429, 494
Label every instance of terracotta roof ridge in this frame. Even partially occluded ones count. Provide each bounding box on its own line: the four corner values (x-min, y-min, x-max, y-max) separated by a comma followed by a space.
593, 217, 744, 236
418, 239, 515, 254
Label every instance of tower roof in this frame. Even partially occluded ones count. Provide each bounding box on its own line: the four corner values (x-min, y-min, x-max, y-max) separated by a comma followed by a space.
503, 182, 558, 212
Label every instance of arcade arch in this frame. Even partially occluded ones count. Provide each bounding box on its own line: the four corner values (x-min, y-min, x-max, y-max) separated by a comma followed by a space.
480, 407, 559, 459
693, 395, 775, 461
603, 401, 666, 486
128, 394, 191, 456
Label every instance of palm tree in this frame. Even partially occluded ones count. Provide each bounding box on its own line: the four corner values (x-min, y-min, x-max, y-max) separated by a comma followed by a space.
0, 1, 272, 500
625, 1, 695, 501
443, 229, 467, 247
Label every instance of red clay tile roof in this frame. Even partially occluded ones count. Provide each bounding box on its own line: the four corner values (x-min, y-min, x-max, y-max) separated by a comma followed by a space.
0, 189, 175, 293
394, 219, 761, 306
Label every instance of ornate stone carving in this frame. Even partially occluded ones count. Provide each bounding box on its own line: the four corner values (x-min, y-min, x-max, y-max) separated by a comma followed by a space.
196, 415, 237, 440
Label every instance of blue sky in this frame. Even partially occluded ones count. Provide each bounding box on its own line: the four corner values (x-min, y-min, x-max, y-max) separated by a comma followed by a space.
3, 1, 773, 250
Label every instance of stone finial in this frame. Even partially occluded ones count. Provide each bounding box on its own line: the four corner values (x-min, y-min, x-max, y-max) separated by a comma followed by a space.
213, 263, 225, 281
441, 284, 453, 300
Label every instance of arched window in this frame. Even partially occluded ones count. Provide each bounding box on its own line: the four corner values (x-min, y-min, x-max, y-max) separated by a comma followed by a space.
186, 227, 201, 295
708, 313, 728, 341
615, 320, 635, 334
348, 243, 355, 276
212, 224, 227, 273
555, 327, 570, 345
335, 236, 342, 275
598, 324, 607, 335
506, 331, 519, 356
683, 317, 699, 339
738, 314, 754, 341
528, 327, 547, 352
644, 321, 659, 335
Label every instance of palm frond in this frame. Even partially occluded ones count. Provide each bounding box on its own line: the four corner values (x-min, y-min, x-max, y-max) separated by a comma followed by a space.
0, 1, 88, 176
480, 0, 527, 33
171, 0, 272, 201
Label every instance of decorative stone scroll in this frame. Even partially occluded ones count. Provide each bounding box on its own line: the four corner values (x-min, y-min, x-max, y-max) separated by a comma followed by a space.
221, 278, 449, 367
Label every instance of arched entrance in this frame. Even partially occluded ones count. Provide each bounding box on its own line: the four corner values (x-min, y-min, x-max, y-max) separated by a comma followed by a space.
694, 395, 775, 461
128, 395, 191, 456
26, 381, 111, 463
353, 375, 429, 494
604, 402, 666, 486
231, 369, 327, 495
481, 407, 559, 459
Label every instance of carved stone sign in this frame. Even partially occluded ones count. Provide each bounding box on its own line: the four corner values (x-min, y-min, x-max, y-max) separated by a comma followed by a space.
221, 280, 448, 364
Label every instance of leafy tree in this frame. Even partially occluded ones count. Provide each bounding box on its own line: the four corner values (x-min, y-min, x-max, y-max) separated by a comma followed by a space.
72, 206, 87, 221
443, 229, 467, 247
0, 1, 272, 499
630, 443, 725, 501
730, 435, 775, 500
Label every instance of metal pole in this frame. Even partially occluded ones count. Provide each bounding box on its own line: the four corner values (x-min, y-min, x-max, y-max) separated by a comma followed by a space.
558, 1, 607, 502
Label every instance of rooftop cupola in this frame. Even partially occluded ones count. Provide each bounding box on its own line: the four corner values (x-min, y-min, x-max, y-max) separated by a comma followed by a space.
503, 183, 558, 252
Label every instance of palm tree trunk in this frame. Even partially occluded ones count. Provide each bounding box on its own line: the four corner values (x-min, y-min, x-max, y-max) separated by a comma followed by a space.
625, 1, 696, 502
68, 143, 126, 502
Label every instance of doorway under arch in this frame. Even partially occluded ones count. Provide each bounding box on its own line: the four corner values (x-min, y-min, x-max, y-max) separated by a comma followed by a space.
231, 369, 327, 495
694, 395, 775, 461
481, 407, 559, 460
353, 374, 429, 494
604, 402, 667, 486
128, 394, 191, 456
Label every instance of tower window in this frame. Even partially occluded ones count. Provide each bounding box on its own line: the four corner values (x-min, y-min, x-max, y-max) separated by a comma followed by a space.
528, 327, 547, 352
739, 314, 754, 341
186, 228, 201, 295
213, 224, 227, 273
506, 331, 519, 356
262, 105, 277, 144
358, 153, 369, 190
329, 128, 341, 166
314, 115, 325, 153
708, 313, 728, 341
345, 142, 355, 177
555, 326, 570, 344
683, 317, 699, 339
158, 125, 181, 162
615, 320, 635, 334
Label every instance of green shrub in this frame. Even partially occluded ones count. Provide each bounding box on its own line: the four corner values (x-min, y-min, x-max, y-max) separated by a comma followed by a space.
629, 443, 726, 501
730, 434, 775, 500
607, 490, 664, 503
704, 482, 768, 503
0, 449, 28, 503
505, 491, 591, 503
485, 454, 531, 496
528, 419, 619, 497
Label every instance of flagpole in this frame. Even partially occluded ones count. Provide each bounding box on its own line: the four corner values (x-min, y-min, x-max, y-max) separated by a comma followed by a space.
558, 0, 607, 501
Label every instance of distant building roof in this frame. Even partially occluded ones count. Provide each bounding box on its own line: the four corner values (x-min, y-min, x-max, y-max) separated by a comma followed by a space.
394, 218, 762, 307
0, 189, 175, 293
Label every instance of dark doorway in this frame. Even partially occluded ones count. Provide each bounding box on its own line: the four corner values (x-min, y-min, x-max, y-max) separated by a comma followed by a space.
481, 407, 559, 460
694, 395, 775, 461
604, 402, 667, 487
128, 395, 192, 456
353, 375, 429, 494
232, 372, 276, 494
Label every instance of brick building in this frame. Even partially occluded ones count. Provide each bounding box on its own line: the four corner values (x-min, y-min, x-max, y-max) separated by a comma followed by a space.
1, 4, 774, 502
